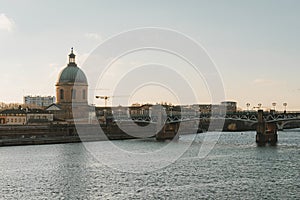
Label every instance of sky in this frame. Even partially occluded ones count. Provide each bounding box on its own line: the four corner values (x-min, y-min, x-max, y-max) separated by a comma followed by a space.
0, 0, 299, 110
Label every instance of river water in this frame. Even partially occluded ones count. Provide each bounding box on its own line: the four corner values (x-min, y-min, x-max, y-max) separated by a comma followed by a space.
0, 130, 299, 199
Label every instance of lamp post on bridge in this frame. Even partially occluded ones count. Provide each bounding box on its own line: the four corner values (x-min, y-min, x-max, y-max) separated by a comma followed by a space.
246, 103, 250, 111
283, 103, 287, 113
258, 103, 262, 109
272, 102, 277, 111
118, 108, 121, 119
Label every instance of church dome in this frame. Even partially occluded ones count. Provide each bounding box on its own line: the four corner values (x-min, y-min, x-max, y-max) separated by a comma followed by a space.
58, 65, 87, 84
57, 48, 88, 84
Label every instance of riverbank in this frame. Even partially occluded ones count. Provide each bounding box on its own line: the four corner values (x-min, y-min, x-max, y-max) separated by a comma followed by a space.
0, 124, 137, 147
0, 122, 181, 146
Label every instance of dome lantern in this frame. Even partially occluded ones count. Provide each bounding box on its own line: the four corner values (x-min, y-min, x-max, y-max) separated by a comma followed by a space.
68, 47, 76, 65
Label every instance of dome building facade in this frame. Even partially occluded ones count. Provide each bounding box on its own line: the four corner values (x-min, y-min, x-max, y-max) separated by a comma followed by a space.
56, 48, 88, 105
55, 48, 89, 120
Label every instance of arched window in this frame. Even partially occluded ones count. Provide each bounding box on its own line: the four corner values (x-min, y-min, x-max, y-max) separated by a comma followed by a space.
60, 89, 64, 100
82, 89, 86, 99
71, 89, 76, 99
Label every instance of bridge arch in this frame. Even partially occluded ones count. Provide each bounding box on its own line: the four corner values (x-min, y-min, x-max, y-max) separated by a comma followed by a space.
276, 119, 300, 130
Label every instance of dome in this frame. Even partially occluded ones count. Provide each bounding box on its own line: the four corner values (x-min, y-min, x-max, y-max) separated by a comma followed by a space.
58, 65, 88, 84
57, 48, 88, 84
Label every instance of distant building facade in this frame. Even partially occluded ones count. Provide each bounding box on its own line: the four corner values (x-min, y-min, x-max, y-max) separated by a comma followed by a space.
187, 101, 238, 115
0, 109, 26, 125
221, 101, 237, 113
0, 108, 53, 125
24, 95, 55, 107
26, 109, 54, 124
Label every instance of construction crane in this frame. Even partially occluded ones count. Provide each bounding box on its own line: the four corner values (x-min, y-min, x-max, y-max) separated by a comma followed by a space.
95, 95, 129, 107
95, 96, 110, 107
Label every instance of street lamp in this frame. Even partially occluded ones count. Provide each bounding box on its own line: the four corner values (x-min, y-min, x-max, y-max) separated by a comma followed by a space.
258, 103, 262, 109
149, 107, 152, 118
283, 103, 287, 113
246, 103, 250, 111
272, 102, 277, 111
118, 108, 121, 119
170, 106, 173, 117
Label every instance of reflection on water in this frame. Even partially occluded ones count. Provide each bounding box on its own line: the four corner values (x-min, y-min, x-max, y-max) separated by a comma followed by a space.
0, 130, 299, 199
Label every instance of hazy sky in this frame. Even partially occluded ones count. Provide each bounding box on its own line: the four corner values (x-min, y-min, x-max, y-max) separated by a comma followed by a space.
0, 0, 299, 110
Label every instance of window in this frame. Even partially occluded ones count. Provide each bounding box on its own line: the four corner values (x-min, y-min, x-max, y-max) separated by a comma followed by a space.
71, 89, 76, 99
60, 89, 64, 100
82, 89, 86, 99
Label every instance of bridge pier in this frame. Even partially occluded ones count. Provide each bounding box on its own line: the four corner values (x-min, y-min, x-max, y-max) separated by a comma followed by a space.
153, 105, 179, 141
256, 110, 278, 146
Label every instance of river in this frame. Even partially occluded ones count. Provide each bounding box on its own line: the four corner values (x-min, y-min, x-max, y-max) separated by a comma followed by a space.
0, 130, 299, 199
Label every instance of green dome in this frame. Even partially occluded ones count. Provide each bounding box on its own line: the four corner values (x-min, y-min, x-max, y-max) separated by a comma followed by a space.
58, 64, 88, 84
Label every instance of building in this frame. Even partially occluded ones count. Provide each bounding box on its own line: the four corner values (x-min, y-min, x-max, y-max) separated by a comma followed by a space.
197, 104, 212, 114
26, 109, 54, 124
45, 103, 64, 120
54, 48, 89, 121
0, 49, 91, 125
24, 95, 55, 107
0, 109, 26, 125
129, 104, 152, 117
0, 108, 53, 125
191, 101, 237, 115
221, 101, 237, 113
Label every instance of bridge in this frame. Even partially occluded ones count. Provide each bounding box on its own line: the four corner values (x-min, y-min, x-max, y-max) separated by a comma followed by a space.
223, 111, 300, 130
112, 111, 300, 131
